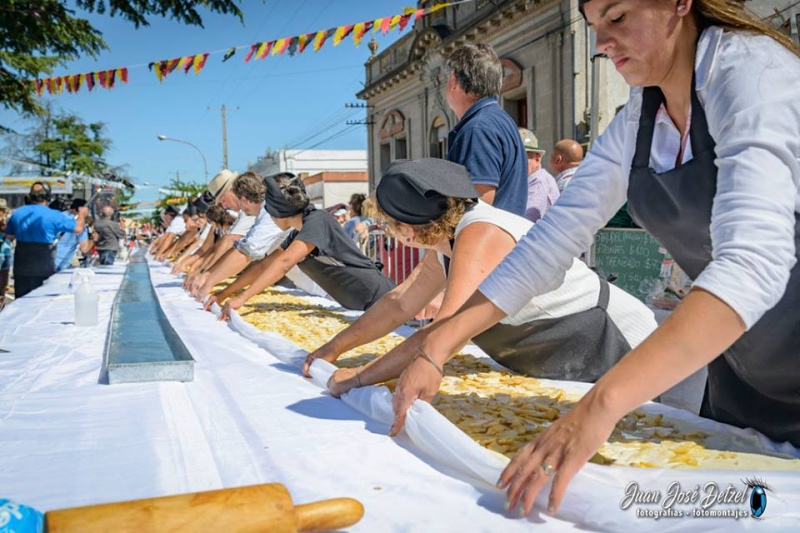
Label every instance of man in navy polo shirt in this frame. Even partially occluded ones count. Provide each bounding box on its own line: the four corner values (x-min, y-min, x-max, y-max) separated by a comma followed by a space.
445, 43, 527, 216
5, 182, 88, 298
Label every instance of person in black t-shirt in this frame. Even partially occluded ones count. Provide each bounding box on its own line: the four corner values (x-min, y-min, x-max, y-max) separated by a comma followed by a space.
217, 173, 394, 319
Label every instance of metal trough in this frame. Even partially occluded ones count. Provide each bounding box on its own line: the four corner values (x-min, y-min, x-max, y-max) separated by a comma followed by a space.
105, 255, 194, 384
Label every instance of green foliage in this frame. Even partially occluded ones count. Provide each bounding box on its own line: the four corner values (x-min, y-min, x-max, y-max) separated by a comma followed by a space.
34, 114, 109, 174
0, 1, 245, 120
158, 175, 205, 207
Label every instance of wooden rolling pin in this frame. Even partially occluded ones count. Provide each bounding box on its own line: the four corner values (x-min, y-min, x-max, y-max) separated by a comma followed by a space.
45, 483, 364, 533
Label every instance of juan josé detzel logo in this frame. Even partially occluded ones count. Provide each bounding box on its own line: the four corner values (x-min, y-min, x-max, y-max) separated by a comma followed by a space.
619, 478, 772, 520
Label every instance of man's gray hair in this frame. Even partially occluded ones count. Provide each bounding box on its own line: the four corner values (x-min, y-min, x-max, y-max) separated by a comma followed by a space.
101, 205, 115, 218
445, 43, 503, 99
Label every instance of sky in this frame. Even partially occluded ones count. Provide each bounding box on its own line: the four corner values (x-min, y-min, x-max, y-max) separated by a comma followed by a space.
0, 0, 411, 204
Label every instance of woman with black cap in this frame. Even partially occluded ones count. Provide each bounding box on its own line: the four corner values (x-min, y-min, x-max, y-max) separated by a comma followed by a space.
308, 158, 656, 391
217, 173, 394, 318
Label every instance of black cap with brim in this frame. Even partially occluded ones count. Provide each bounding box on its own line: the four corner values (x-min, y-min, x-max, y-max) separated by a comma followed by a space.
376, 158, 478, 225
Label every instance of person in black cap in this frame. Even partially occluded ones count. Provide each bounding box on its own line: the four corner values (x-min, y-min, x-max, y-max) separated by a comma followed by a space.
216, 173, 395, 318
309, 158, 656, 395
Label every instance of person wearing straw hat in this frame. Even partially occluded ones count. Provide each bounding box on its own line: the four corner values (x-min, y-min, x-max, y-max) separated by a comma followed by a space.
518, 128, 559, 223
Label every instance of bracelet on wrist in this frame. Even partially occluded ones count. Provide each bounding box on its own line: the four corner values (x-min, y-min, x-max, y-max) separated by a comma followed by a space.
416, 347, 445, 377
355, 368, 363, 388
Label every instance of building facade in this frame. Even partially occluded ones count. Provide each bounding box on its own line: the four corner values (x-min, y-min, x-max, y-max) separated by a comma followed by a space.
247, 149, 367, 178
247, 149, 369, 208
302, 171, 368, 209
358, 0, 631, 188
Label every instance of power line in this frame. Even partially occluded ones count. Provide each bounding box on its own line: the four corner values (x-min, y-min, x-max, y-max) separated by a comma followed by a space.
292, 124, 359, 157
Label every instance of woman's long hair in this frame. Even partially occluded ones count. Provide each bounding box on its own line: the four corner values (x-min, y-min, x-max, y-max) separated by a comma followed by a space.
578, 0, 800, 58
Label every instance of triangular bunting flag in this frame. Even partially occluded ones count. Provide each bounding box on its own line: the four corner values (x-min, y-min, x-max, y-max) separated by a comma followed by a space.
313, 29, 331, 52
398, 13, 412, 32
86, 73, 95, 91
244, 44, 257, 63
380, 17, 392, 34
35, 79, 44, 96
373, 18, 385, 33
272, 38, 290, 56
166, 59, 180, 74
287, 37, 299, 56
98, 71, 108, 89
193, 54, 208, 74
55, 77, 64, 93
257, 41, 274, 59
181, 56, 194, 74
429, 3, 449, 14
353, 22, 368, 47
414, 8, 425, 21
389, 14, 402, 31
333, 25, 354, 46
107, 69, 117, 88
117, 68, 128, 83
298, 33, 313, 54
222, 47, 236, 62
181, 56, 192, 74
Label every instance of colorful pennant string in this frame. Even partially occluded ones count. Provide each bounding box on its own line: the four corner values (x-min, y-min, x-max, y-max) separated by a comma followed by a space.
31, 2, 457, 95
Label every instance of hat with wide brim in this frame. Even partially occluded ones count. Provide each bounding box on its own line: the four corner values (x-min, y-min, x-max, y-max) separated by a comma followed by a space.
206, 169, 240, 200
518, 128, 545, 154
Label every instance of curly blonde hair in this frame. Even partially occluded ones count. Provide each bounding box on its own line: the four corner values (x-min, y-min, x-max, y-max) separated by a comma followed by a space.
366, 196, 475, 246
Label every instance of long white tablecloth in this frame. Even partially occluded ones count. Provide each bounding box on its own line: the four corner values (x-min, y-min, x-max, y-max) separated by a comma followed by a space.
1, 261, 798, 532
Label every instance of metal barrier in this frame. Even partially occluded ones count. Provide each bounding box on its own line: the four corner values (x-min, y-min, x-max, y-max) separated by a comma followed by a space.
358, 228, 422, 286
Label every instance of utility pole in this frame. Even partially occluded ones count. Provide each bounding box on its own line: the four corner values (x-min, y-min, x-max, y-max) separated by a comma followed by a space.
176, 170, 180, 186
221, 104, 229, 169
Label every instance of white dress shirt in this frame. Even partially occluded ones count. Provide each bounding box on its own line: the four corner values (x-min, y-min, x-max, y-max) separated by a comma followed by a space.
481, 26, 800, 329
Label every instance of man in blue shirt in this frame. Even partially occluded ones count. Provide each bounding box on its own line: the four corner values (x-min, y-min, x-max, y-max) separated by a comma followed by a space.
55, 199, 91, 271
445, 43, 528, 216
5, 182, 89, 298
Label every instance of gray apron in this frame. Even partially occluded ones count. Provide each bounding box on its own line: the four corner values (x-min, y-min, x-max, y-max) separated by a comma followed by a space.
443, 250, 631, 382
627, 82, 800, 446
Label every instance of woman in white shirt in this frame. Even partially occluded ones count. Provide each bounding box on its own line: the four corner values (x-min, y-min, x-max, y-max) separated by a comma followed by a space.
306, 158, 656, 392
388, 0, 800, 516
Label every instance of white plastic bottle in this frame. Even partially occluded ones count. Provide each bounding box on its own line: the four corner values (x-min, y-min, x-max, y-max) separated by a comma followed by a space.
74, 270, 98, 327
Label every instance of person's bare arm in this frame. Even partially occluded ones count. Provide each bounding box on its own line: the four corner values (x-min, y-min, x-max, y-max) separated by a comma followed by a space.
474, 184, 496, 205
304, 252, 447, 376
218, 240, 315, 320
328, 223, 516, 396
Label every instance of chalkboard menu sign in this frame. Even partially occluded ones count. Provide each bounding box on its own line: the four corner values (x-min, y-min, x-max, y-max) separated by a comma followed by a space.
591, 229, 665, 300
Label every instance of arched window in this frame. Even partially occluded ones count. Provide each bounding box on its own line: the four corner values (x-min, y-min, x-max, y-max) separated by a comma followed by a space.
429, 114, 449, 159
379, 110, 408, 172
500, 58, 527, 127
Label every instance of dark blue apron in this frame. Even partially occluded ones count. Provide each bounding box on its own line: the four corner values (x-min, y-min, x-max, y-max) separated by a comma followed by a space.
627, 82, 800, 446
